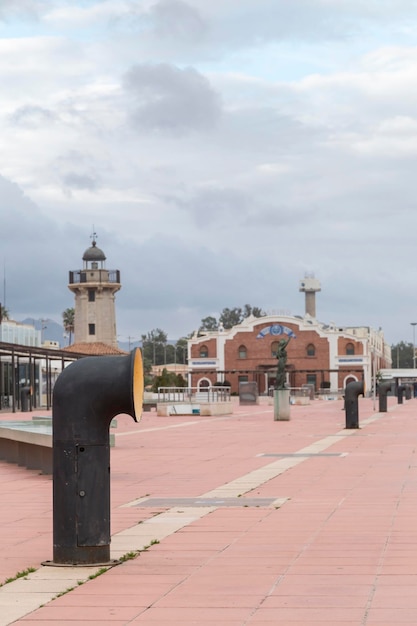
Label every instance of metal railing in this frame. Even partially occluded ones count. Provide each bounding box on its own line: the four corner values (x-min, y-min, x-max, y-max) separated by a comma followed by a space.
69, 270, 120, 284
268, 387, 343, 400
158, 386, 231, 403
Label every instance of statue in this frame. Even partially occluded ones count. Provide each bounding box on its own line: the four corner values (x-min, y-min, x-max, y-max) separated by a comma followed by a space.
275, 336, 291, 390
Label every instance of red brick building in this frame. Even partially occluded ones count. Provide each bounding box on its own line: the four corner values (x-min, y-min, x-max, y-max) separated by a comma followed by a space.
188, 314, 391, 395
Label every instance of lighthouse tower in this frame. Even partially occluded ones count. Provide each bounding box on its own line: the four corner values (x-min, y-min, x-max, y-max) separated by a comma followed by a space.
68, 234, 121, 347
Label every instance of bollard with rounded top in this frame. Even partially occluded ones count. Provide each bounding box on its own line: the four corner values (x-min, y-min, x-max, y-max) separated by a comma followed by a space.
345, 380, 364, 429
397, 385, 406, 404
405, 385, 412, 400
50, 348, 143, 566
378, 381, 392, 413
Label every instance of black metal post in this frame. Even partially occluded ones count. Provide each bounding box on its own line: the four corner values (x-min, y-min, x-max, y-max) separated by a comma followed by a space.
345, 380, 364, 429
405, 385, 412, 400
51, 348, 143, 566
397, 385, 406, 404
378, 381, 392, 413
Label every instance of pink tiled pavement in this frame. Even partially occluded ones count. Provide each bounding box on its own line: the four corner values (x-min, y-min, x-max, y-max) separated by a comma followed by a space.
2, 394, 417, 624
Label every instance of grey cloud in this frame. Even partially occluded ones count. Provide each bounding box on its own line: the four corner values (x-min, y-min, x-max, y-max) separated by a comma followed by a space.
123, 63, 221, 132
0, 0, 42, 20
117, 232, 280, 315
52, 150, 105, 194
210, 0, 353, 48
149, 0, 208, 43
9, 104, 56, 128
0, 174, 82, 317
165, 186, 250, 226
106, 0, 417, 67
62, 172, 100, 191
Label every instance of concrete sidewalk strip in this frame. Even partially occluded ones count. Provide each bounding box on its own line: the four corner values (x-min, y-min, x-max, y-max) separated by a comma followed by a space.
200, 432, 354, 499
110, 507, 217, 560
0, 567, 107, 626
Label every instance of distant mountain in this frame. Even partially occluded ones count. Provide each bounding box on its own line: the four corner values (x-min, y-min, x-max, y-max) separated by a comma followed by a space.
21, 318, 67, 346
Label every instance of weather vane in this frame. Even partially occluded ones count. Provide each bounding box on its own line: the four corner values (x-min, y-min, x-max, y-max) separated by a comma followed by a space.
90, 227, 97, 246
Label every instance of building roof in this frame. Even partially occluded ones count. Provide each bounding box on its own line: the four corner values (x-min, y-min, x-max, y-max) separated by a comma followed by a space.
82, 240, 106, 262
63, 342, 128, 356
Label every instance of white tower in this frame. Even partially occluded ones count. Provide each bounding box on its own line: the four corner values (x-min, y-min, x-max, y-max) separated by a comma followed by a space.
68, 235, 121, 347
299, 274, 321, 318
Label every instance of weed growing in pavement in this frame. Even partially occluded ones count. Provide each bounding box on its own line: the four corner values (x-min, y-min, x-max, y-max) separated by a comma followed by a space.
49, 540, 162, 602
88, 567, 109, 580
0, 567, 37, 587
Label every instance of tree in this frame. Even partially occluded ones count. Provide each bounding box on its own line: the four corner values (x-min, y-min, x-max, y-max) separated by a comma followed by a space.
141, 328, 168, 365
151, 368, 187, 392
62, 308, 75, 344
248, 305, 265, 318
142, 355, 153, 376
199, 316, 218, 332
219, 307, 243, 329
391, 341, 414, 368
175, 337, 188, 363
199, 304, 265, 332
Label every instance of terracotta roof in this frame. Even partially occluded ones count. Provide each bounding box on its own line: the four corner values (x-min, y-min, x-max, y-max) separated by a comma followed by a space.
63, 342, 128, 356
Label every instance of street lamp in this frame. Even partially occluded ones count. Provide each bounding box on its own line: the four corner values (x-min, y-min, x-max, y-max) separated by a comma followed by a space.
411, 322, 417, 369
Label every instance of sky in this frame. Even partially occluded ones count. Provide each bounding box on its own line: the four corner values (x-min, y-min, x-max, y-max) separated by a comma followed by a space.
1, 0, 417, 346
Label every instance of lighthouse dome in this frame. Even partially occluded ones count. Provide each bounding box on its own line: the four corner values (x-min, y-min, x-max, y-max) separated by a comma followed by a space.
82, 239, 106, 262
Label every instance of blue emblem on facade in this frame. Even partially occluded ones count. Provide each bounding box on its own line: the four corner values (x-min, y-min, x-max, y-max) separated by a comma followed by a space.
256, 325, 296, 339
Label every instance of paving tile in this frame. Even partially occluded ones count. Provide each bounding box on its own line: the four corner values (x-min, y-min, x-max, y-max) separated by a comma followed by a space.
129, 606, 253, 622
2, 399, 417, 625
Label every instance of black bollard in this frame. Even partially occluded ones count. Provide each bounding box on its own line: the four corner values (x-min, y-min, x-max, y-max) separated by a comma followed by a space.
397, 385, 406, 404
50, 348, 143, 566
345, 380, 364, 429
378, 381, 392, 413
405, 385, 412, 400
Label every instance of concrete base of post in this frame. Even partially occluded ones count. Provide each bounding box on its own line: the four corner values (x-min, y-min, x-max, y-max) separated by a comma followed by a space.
274, 389, 290, 421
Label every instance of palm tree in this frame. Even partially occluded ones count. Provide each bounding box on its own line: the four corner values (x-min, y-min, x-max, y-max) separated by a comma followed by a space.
0, 304, 9, 322
62, 308, 75, 345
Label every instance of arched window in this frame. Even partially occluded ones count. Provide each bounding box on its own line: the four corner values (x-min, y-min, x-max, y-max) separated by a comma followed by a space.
238, 345, 247, 359
344, 376, 357, 387
346, 343, 355, 355
200, 345, 208, 358
198, 378, 210, 391
306, 344, 315, 357
271, 341, 279, 357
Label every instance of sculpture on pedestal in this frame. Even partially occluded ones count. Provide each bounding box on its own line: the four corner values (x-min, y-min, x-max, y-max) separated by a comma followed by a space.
275, 337, 291, 390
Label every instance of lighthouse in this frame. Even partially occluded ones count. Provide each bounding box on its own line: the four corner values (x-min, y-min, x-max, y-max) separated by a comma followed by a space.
68, 234, 121, 348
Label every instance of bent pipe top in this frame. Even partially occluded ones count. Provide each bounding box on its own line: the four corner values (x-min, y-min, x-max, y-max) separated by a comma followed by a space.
345, 380, 364, 400
345, 380, 364, 429
53, 348, 143, 444
52, 348, 143, 565
378, 380, 392, 413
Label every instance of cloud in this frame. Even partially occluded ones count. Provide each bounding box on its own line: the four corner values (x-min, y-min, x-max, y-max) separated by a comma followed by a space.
4, 1, 417, 347
123, 62, 222, 133
148, 0, 209, 43
0, 0, 43, 21
62, 172, 100, 191
9, 104, 56, 127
